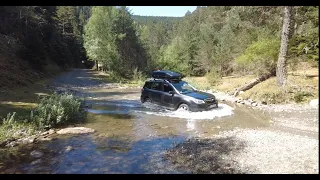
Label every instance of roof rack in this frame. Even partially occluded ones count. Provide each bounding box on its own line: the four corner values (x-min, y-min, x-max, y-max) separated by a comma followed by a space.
151, 70, 183, 81
151, 78, 170, 82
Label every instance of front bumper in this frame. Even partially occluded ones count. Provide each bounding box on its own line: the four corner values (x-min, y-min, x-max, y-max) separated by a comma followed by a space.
189, 101, 218, 112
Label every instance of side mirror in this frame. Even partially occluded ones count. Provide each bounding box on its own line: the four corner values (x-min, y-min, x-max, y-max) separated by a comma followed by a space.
169, 91, 175, 95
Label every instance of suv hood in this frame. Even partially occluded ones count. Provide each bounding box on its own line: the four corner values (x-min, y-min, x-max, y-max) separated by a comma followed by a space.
183, 91, 215, 100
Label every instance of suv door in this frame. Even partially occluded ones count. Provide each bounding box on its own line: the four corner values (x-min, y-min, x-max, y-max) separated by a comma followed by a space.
161, 82, 175, 108
149, 81, 163, 104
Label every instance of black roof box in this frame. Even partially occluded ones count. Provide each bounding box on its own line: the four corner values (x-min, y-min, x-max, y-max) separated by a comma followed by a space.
151, 70, 183, 80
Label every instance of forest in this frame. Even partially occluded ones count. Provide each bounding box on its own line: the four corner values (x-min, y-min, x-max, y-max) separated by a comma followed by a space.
0, 6, 318, 89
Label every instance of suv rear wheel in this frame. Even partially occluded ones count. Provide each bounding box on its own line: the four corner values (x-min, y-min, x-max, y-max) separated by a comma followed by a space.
144, 97, 151, 103
178, 103, 189, 111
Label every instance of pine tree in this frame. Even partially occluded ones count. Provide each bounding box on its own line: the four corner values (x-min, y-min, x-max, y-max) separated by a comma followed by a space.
276, 6, 293, 87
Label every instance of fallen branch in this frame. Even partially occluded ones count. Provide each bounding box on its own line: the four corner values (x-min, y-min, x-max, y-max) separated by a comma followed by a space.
233, 69, 276, 97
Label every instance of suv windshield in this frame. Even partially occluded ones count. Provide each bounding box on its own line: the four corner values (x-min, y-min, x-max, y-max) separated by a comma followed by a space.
171, 81, 195, 94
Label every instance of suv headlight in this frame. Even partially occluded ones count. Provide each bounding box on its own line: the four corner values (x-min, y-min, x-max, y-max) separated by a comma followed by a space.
193, 99, 205, 104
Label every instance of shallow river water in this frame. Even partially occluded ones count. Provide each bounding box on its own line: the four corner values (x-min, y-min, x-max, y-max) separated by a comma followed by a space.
0, 69, 273, 174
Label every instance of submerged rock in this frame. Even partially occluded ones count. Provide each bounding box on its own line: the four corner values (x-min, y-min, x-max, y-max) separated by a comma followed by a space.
56, 127, 95, 135
65, 146, 73, 152
31, 159, 42, 165
30, 150, 43, 158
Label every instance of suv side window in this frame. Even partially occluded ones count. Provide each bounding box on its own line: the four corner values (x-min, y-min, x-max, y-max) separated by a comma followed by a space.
151, 82, 162, 91
163, 83, 173, 92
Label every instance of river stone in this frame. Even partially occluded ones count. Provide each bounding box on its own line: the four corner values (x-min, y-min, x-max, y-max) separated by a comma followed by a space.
65, 146, 73, 152
31, 159, 42, 165
19, 136, 35, 144
309, 99, 318, 107
40, 131, 49, 136
37, 136, 52, 141
30, 150, 43, 158
48, 129, 55, 135
56, 127, 95, 134
244, 100, 252, 106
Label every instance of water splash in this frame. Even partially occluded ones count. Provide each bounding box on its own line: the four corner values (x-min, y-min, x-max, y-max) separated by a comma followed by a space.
86, 100, 234, 120
136, 103, 234, 120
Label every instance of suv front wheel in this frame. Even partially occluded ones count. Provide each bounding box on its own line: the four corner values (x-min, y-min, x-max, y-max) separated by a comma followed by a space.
178, 103, 189, 111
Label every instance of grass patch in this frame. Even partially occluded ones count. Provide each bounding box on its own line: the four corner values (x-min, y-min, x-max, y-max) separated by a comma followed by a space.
0, 112, 37, 143
214, 75, 256, 93
184, 68, 318, 105
0, 93, 85, 144
239, 75, 318, 104
0, 78, 52, 120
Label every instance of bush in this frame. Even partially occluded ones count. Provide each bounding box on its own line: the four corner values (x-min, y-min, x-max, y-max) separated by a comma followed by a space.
206, 68, 221, 86
31, 93, 82, 129
260, 92, 286, 104
293, 91, 314, 103
131, 67, 146, 85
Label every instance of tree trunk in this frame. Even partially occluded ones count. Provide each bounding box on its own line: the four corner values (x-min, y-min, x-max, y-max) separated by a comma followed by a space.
63, 22, 65, 34
276, 6, 293, 87
233, 69, 276, 97
95, 60, 98, 71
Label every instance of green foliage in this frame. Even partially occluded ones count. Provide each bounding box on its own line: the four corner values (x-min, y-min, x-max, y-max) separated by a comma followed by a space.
0, 6, 88, 72
260, 92, 286, 104
2, 112, 17, 126
236, 37, 280, 75
293, 91, 314, 103
206, 67, 221, 86
31, 93, 82, 129
131, 15, 182, 27
136, 6, 317, 78
84, 6, 149, 78
0, 112, 36, 143
288, 6, 318, 63
158, 37, 190, 75
132, 67, 146, 82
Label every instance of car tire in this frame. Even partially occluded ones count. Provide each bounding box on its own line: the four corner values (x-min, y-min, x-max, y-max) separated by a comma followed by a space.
144, 97, 151, 103
178, 103, 189, 111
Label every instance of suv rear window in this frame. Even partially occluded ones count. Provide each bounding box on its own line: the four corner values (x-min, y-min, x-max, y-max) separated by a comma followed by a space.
150, 82, 162, 91
143, 82, 152, 89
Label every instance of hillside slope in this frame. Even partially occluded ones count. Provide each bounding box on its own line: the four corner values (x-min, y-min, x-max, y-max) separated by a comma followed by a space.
0, 34, 44, 89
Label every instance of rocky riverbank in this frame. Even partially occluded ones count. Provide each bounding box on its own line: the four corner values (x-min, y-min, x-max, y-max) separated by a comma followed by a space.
165, 89, 319, 174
